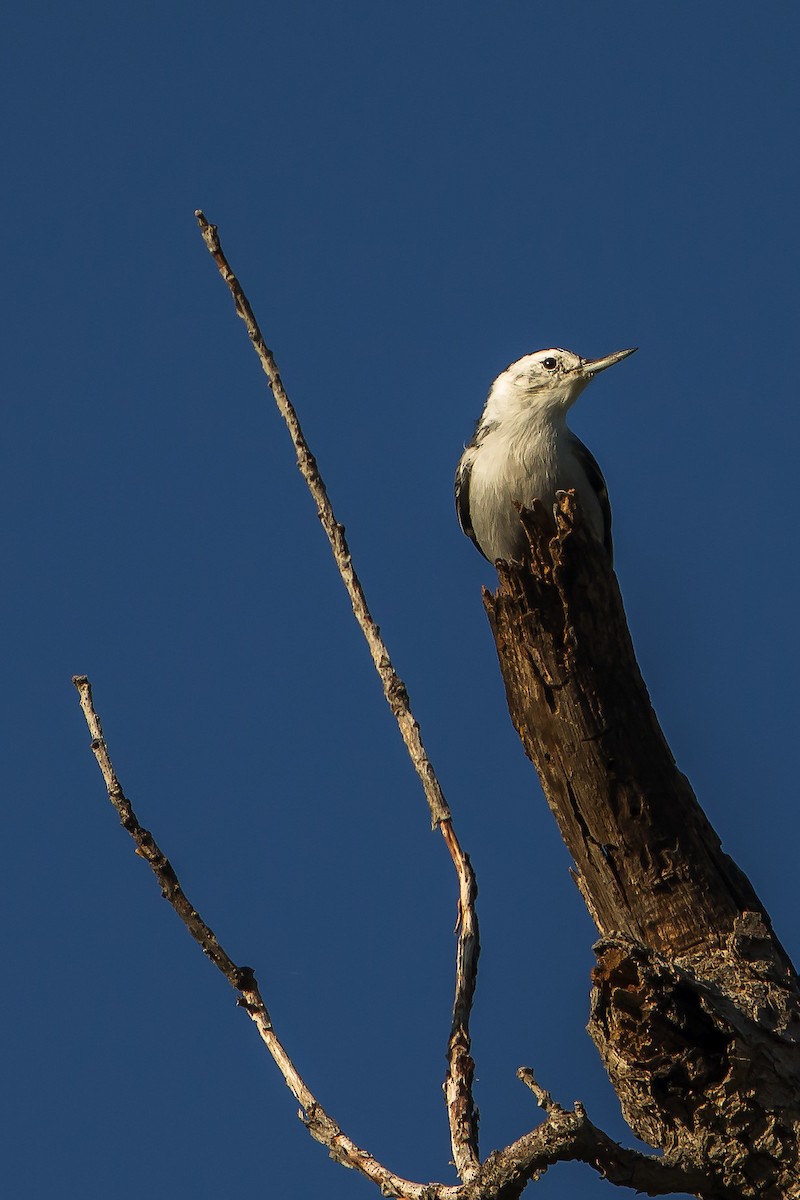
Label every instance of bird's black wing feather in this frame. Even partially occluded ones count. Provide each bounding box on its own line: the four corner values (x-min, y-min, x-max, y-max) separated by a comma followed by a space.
455, 456, 489, 561
570, 435, 613, 562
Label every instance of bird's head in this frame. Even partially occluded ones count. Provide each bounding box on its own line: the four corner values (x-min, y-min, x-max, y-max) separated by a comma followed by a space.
482, 346, 637, 425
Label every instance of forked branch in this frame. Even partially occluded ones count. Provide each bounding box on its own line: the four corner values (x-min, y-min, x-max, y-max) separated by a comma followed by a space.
72, 675, 454, 1200
72, 676, 709, 1199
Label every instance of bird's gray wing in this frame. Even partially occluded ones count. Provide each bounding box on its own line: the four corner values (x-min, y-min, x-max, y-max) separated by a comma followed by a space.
570, 434, 613, 561
455, 452, 489, 561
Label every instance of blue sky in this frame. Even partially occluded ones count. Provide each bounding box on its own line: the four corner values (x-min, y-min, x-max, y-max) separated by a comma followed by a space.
4, 4, 799, 1198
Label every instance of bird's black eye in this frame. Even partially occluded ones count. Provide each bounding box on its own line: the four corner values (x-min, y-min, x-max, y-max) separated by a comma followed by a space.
542, 357, 558, 370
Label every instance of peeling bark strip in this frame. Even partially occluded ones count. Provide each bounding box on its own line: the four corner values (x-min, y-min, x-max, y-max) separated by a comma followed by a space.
484, 495, 800, 1197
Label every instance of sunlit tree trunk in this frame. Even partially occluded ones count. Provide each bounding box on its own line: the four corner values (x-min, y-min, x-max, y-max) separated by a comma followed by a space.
484, 495, 800, 1199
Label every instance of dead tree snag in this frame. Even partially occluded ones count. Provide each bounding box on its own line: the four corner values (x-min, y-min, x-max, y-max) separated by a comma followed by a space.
483, 495, 800, 1197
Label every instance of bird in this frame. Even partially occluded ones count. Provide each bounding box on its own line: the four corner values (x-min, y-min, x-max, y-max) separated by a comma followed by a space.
455, 346, 636, 564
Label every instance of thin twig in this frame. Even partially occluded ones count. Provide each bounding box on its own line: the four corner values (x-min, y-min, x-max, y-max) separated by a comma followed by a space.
516, 1068, 561, 1115
72, 675, 458, 1200
194, 211, 449, 829
194, 210, 481, 1182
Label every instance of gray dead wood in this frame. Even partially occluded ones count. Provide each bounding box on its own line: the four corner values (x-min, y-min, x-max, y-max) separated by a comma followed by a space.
483, 494, 800, 1199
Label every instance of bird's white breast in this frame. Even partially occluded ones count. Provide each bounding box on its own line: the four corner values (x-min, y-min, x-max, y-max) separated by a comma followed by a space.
466, 416, 604, 562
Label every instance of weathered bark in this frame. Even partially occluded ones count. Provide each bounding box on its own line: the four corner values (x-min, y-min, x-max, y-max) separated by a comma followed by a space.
483, 495, 800, 1198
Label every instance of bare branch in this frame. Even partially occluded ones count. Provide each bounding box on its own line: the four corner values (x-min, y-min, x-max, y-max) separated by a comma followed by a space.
478, 1106, 715, 1200
516, 1068, 560, 1116
72, 675, 458, 1200
194, 210, 481, 1178
441, 820, 481, 1182
194, 211, 448, 829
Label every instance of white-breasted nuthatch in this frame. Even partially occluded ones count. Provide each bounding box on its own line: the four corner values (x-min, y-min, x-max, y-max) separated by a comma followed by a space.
455, 346, 636, 564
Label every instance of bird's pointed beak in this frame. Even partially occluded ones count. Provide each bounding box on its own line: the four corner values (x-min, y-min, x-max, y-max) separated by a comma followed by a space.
579, 347, 638, 378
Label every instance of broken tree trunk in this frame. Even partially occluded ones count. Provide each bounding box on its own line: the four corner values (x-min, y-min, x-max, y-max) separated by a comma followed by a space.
483, 494, 800, 1199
